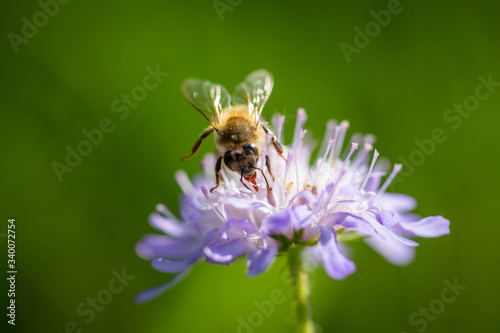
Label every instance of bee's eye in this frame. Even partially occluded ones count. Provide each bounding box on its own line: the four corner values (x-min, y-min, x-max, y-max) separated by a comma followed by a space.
242, 143, 257, 155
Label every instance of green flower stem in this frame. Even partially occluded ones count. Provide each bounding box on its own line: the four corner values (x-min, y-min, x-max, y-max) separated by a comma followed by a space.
288, 246, 315, 333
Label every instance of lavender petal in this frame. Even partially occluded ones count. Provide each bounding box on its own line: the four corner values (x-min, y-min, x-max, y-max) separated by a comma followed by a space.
203, 237, 250, 264
318, 226, 356, 280
399, 216, 450, 238
247, 247, 278, 277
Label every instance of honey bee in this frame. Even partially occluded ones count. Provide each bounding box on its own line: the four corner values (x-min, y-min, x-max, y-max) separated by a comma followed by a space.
181, 69, 286, 193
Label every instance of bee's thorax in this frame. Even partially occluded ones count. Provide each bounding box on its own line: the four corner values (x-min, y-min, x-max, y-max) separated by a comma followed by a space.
215, 116, 257, 153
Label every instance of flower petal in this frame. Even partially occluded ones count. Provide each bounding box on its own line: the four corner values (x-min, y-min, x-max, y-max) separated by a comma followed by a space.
203, 237, 250, 264
399, 216, 450, 238
318, 226, 356, 280
224, 197, 273, 225
203, 228, 221, 244
365, 174, 382, 193
260, 210, 293, 239
288, 190, 318, 206
135, 234, 201, 260
291, 205, 316, 230
364, 227, 416, 266
221, 218, 259, 239
149, 213, 192, 238
315, 183, 336, 213
381, 209, 397, 228
134, 269, 191, 304
247, 247, 278, 277
329, 212, 378, 236
386, 228, 419, 247
376, 193, 417, 212
151, 252, 201, 273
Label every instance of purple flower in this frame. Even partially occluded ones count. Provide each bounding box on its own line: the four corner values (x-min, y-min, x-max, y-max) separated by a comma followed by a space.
135, 108, 450, 302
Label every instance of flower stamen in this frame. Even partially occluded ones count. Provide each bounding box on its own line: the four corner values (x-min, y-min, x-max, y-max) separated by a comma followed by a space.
293, 108, 307, 145
353, 142, 373, 169
377, 163, 403, 196
175, 170, 195, 195
319, 120, 337, 157
333, 120, 350, 159
360, 149, 380, 191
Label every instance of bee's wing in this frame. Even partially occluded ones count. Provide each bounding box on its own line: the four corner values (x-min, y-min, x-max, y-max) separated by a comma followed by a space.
182, 78, 231, 129
232, 69, 274, 126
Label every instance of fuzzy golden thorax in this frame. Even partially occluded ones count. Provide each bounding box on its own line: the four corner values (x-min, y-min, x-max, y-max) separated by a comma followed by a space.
214, 106, 266, 156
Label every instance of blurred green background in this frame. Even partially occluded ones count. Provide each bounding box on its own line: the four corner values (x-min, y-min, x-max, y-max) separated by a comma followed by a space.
1, 0, 499, 332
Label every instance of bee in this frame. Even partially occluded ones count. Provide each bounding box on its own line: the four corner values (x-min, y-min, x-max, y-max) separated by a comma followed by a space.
181, 69, 286, 193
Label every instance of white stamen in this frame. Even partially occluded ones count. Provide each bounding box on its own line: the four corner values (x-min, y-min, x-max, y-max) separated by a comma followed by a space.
216, 200, 227, 220
294, 128, 307, 150
295, 152, 300, 196
259, 149, 267, 171
317, 138, 336, 171
201, 186, 211, 201
175, 170, 194, 195
318, 120, 337, 158
267, 187, 276, 207
292, 108, 307, 145
266, 132, 273, 150
327, 126, 341, 165
201, 186, 226, 222
343, 142, 359, 167
156, 204, 176, 219
364, 134, 376, 145
345, 133, 363, 158
201, 155, 216, 183
219, 164, 234, 192
333, 142, 358, 183
293, 129, 307, 195
283, 151, 294, 187
377, 164, 403, 196
299, 129, 307, 140
260, 134, 272, 170
272, 114, 285, 145
353, 143, 373, 168
333, 120, 349, 158
360, 149, 379, 191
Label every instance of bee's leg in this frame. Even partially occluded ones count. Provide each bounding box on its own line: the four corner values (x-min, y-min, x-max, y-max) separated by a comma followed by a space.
209, 156, 223, 193
265, 155, 275, 181
240, 172, 253, 192
249, 166, 271, 191
261, 125, 286, 162
258, 168, 271, 189
181, 127, 214, 161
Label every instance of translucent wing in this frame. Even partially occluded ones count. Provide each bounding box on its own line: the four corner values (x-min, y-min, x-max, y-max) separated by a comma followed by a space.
182, 78, 231, 129
232, 69, 274, 126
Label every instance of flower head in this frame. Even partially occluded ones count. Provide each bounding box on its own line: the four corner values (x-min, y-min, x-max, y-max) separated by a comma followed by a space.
135, 108, 449, 303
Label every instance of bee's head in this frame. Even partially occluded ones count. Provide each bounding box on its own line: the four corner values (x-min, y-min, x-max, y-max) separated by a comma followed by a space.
224, 143, 259, 177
